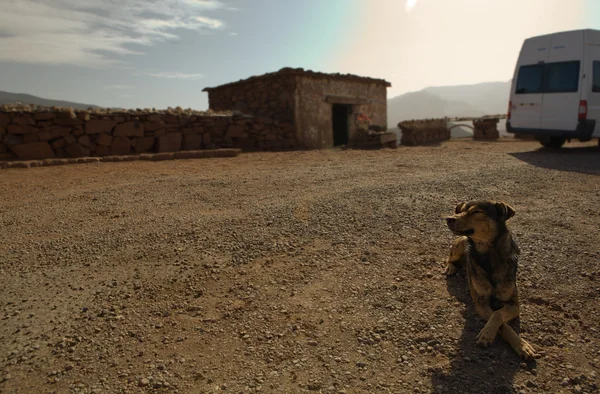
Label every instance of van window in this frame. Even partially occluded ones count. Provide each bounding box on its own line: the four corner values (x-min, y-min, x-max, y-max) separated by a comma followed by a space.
593, 61, 600, 93
543, 61, 580, 93
515, 65, 544, 94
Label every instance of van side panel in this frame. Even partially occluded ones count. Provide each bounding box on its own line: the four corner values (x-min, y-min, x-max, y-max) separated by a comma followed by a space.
540, 30, 584, 132
584, 30, 600, 138
509, 35, 551, 129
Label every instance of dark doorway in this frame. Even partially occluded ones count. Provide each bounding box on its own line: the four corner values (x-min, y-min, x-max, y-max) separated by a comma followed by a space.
332, 104, 351, 146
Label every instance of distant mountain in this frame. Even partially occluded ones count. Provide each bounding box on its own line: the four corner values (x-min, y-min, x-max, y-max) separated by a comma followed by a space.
0, 90, 100, 110
387, 81, 511, 127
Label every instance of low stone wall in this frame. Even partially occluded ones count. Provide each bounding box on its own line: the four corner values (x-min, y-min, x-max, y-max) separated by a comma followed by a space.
347, 127, 397, 149
473, 118, 499, 140
0, 105, 295, 161
397, 119, 450, 146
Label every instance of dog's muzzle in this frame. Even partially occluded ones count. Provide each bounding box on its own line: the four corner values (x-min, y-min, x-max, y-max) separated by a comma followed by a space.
446, 217, 474, 236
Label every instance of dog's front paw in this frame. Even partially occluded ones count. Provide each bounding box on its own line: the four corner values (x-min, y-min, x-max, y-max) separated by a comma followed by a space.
476, 325, 498, 348
517, 338, 536, 360
445, 262, 458, 276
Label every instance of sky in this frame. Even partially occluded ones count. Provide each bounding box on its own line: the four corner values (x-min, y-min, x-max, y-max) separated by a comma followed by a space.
0, 0, 595, 110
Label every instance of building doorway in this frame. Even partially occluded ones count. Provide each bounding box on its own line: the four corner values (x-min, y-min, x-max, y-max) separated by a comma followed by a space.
332, 104, 351, 146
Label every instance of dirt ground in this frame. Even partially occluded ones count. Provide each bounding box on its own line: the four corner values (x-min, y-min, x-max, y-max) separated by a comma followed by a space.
1, 138, 599, 394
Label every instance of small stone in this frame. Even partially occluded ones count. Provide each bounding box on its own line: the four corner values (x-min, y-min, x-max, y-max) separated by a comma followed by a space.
139, 378, 150, 387
561, 378, 571, 387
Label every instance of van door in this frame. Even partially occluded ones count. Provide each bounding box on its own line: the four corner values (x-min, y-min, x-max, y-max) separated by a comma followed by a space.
510, 36, 550, 129
512, 64, 545, 129
585, 31, 600, 138
540, 31, 584, 132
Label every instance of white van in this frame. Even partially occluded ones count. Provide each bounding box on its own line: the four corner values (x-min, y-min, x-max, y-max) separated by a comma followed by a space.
506, 29, 600, 148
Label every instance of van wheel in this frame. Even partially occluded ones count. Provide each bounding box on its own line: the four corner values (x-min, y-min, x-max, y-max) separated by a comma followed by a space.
537, 136, 566, 148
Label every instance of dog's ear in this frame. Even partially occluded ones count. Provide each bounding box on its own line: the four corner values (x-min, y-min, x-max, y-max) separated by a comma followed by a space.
454, 202, 465, 214
495, 201, 515, 221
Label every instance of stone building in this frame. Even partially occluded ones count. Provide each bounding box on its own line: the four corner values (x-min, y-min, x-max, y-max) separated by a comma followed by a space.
202, 68, 391, 150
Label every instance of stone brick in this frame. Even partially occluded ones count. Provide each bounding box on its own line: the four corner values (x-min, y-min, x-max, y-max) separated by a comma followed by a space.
0, 113, 11, 127
56, 109, 76, 119
183, 126, 204, 135
142, 136, 155, 151
152, 153, 175, 161
4, 134, 23, 145
23, 133, 39, 144
54, 118, 84, 127
144, 122, 164, 132
52, 138, 68, 150
65, 143, 90, 158
147, 114, 162, 122
183, 134, 203, 151
131, 138, 145, 154
35, 112, 55, 121
55, 147, 66, 158
114, 121, 144, 137
86, 119, 117, 134
13, 115, 35, 125
0, 143, 8, 153
9, 142, 56, 160
77, 112, 90, 121
77, 134, 92, 148
157, 132, 182, 153
64, 134, 76, 144
203, 133, 211, 147
110, 136, 132, 156
226, 124, 246, 138
154, 128, 167, 137
38, 129, 52, 141
95, 133, 113, 147
73, 127, 85, 137
95, 145, 110, 157
49, 127, 72, 140
8, 125, 37, 134
0, 126, 5, 134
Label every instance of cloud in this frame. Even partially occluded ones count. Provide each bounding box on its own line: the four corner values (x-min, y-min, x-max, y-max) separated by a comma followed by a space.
195, 16, 224, 29
146, 72, 205, 80
405, 0, 419, 12
0, 0, 230, 67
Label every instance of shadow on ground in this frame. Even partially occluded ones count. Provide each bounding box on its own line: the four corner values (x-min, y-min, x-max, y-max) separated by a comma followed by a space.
509, 145, 600, 176
430, 269, 535, 394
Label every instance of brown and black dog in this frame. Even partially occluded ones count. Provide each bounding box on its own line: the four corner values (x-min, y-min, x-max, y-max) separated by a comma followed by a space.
444, 200, 536, 359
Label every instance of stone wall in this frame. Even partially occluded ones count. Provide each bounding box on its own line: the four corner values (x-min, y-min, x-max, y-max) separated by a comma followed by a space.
397, 119, 450, 146
0, 105, 291, 162
473, 118, 500, 140
204, 75, 296, 151
295, 77, 388, 149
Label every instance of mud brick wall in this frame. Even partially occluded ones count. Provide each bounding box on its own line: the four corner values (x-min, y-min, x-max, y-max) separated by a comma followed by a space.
397, 119, 450, 146
473, 118, 499, 140
0, 105, 295, 161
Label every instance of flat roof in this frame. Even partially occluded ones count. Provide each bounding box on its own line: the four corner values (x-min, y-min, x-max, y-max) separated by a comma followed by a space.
202, 67, 392, 92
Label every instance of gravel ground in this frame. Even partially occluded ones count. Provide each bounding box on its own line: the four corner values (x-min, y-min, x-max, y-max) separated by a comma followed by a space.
1, 139, 599, 394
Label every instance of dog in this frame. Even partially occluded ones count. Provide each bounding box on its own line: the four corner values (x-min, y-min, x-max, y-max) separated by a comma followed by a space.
444, 200, 536, 360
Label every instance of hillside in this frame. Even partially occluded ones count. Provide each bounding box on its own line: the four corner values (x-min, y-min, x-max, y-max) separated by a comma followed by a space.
0, 90, 99, 110
387, 81, 510, 127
